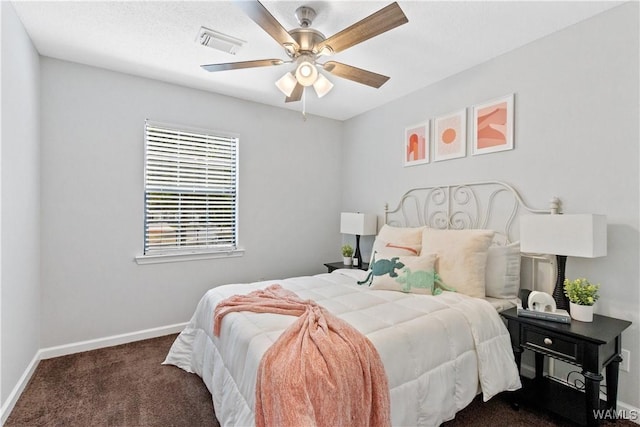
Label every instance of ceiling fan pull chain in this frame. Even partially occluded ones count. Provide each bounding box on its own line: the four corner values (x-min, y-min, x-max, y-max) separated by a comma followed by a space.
302, 88, 307, 121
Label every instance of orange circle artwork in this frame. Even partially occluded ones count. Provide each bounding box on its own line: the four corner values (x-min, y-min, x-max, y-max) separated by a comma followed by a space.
442, 128, 456, 144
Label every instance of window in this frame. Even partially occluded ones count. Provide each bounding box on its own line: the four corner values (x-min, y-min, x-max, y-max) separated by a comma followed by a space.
142, 120, 239, 259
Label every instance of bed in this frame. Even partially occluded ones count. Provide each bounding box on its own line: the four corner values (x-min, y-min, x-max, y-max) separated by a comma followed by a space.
164, 181, 559, 426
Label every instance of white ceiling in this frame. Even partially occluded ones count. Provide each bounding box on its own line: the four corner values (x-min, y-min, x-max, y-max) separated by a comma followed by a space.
11, 1, 621, 121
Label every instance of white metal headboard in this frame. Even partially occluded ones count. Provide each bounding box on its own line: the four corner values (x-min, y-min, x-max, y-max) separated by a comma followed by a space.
383, 181, 560, 294
384, 181, 559, 244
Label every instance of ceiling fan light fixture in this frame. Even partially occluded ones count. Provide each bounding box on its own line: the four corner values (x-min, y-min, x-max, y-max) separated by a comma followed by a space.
275, 72, 297, 97
318, 45, 334, 57
313, 73, 334, 98
283, 43, 297, 56
295, 61, 318, 86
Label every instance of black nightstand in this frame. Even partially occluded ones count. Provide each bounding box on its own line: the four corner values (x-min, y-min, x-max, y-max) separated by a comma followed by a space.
501, 307, 631, 426
324, 262, 369, 273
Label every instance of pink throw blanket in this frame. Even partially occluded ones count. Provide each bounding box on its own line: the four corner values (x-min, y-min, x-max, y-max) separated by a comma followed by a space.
214, 284, 391, 427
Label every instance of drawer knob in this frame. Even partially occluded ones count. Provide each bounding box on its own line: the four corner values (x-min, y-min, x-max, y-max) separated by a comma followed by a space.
544, 338, 553, 345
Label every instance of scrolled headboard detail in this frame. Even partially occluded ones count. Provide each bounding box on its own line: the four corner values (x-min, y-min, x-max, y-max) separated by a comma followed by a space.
384, 181, 560, 245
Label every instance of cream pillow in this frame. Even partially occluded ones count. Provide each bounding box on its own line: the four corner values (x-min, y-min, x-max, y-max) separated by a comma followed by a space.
371, 239, 420, 257
421, 228, 495, 298
370, 224, 425, 264
485, 242, 521, 299
360, 253, 441, 294
376, 224, 425, 245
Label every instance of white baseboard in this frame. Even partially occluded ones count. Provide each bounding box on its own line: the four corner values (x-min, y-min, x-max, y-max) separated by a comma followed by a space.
0, 352, 40, 426
521, 362, 536, 378
38, 322, 187, 360
617, 401, 640, 425
1, 322, 187, 425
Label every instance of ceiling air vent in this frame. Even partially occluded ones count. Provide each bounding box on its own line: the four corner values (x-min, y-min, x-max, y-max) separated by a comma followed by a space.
196, 27, 246, 55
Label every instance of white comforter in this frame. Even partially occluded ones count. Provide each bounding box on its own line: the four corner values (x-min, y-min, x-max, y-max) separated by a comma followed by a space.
164, 270, 521, 426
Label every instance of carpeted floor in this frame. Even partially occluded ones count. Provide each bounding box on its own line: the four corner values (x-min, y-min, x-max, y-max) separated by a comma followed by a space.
5, 335, 218, 427
5, 334, 635, 426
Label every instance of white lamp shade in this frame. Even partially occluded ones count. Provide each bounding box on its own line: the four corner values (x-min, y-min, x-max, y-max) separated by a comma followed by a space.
275, 72, 297, 97
340, 212, 377, 236
313, 73, 333, 98
295, 61, 318, 86
520, 214, 607, 258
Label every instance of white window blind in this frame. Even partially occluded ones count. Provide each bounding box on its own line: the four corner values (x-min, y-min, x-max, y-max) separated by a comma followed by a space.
144, 121, 238, 256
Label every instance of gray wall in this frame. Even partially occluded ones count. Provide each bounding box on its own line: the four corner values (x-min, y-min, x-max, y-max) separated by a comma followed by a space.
39, 58, 343, 347
2, 0, 639, 417
341, 2, 639, 408
0, 1, 41, 407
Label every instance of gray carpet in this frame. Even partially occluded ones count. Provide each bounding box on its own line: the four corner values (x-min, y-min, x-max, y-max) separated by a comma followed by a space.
5, 334, 634, 426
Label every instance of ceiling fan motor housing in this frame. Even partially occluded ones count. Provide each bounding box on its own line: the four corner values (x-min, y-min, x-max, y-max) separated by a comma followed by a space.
295, 6, 316, 28
287, 6, 327, 58
288, 28, 325, 57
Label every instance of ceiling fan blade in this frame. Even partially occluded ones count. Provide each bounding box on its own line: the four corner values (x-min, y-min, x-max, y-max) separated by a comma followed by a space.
201, 59, 283, 72
285, 83, 303, 103
233, 0, 300, 51
316, 2, 408, 55
322, 61, 390, 88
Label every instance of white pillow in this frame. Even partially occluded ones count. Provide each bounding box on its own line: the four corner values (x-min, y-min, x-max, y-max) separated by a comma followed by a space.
485, 242, 521, 299
421, 228, 494, 298
361, 253, 441, 294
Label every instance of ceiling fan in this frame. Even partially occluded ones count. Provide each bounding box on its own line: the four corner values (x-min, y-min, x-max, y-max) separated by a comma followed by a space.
201, 1, 408, 103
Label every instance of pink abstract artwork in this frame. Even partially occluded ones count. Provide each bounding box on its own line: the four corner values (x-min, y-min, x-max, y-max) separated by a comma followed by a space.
472, 94, 514, 155
476, 102, 507, 148
404, 122, 429, 166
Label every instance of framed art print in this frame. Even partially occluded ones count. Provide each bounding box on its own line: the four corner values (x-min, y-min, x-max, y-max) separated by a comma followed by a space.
434, 109, 466, 161
404, 122, 429, 166
472, 94, 514, 155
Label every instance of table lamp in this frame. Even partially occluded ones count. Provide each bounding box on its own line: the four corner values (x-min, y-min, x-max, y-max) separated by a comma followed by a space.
520, 214, 607, 310
340, 212, 377, 269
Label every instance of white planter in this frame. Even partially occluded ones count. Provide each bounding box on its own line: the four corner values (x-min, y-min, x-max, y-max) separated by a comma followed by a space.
343, 257, 352, 266
570, 302, 594, 322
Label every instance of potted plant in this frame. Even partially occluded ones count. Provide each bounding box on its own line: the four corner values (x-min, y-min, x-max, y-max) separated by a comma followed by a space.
564, 277, 600, 322
341, 244, 354, 266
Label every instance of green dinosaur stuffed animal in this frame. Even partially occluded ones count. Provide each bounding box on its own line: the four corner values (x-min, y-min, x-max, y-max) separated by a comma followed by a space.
357, 253, 405, 286
395, 268, 456, 295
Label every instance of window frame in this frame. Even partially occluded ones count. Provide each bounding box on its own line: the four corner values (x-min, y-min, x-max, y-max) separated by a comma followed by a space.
135, 120, 243, 265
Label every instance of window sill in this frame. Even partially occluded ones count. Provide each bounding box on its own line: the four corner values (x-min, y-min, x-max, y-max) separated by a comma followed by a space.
135, 248, 245, 265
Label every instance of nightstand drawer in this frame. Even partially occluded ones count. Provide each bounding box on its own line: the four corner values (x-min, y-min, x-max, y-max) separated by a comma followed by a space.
523, 327, 578, 361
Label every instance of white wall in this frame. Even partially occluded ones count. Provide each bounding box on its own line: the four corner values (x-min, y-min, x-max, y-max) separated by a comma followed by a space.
341, 3, 640, 409
39, 58, 343, 347
0, 0, 41, 411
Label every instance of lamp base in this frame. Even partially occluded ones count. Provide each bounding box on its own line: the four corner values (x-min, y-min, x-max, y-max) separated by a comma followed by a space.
553, 255, 569, 310
354, 234, 363, 269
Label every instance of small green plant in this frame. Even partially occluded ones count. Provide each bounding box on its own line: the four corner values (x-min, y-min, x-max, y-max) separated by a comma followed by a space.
564, 278, 600, 306
341, 244, 354, 258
